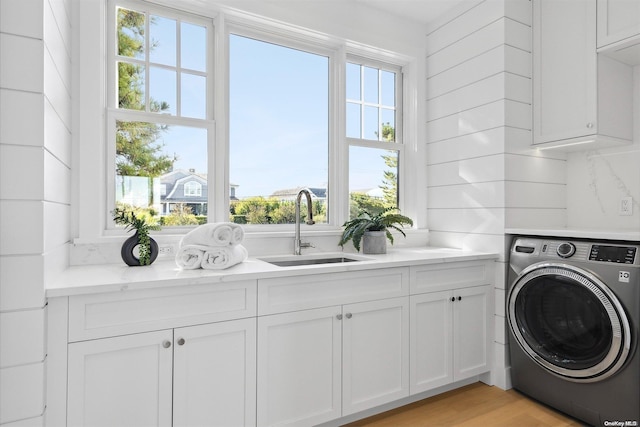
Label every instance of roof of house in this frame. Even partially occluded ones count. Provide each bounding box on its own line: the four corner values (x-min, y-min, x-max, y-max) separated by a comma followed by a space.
269, 186, 327, 199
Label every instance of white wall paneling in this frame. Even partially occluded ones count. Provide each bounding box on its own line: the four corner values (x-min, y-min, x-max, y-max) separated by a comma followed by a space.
0, 255, 46, 311
0, 146, 45, 201
0, 0, 44, 39
0, 363, 45, 424
427, 73, 531, 122
0, 34, 44, 93
0, 309, 46, 368
0, 1, 72, 425
0, 201, 45, 256
0, 90, 45, 147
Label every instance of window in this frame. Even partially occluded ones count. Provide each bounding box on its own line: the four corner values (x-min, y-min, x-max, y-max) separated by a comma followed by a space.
99, 1, 414, 235
346, 60, 402, 217
108, 0, 213, 226
228, 34, 329, 225
184, 181, 202, 197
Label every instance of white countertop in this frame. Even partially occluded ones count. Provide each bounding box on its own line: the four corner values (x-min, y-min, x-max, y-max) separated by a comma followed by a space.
506, 228, 640, 242
47, 247, 498, 298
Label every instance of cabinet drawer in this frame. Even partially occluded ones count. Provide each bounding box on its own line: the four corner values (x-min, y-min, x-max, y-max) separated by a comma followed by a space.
258, 268, 409, 315
68, 281, 257, 342
410, 261, 493, 295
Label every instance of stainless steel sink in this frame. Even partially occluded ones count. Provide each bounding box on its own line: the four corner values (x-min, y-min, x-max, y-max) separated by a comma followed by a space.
259, 254, 370, 267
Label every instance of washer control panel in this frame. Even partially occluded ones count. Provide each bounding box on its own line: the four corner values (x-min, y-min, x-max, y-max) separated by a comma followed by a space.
512, 238, 640, 265
589, 245, 637, 264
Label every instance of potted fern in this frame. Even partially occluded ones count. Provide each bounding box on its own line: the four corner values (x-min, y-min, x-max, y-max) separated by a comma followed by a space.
112, 205, 161, 266
339, 208, 413, 254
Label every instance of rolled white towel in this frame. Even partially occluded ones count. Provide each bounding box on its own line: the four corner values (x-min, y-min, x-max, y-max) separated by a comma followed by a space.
201, 245, 248, 270
231, 224, 244, 245
180, 223, 244, 247
175, 245, 206, 270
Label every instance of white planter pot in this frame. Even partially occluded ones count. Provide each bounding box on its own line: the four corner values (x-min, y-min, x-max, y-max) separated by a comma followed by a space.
362, 230, 387, 254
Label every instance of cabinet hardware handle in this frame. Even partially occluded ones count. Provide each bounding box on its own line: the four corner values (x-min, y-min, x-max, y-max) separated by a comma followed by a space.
177, 338, 186, 346
587, 122, 594, 129
345, 313, 352, 319
451, 297, 455, 302
162, 340, 171, 348
336, 314, 343, 320
457, 296, 462, 301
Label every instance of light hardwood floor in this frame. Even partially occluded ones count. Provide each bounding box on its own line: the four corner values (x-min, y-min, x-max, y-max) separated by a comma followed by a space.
344, 382, 585, 426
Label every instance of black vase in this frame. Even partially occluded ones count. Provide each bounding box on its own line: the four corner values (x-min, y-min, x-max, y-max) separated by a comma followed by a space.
121, 233, 159, 266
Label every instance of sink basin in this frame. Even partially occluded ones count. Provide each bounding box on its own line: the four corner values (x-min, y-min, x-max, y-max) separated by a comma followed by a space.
259, 253, 370, 267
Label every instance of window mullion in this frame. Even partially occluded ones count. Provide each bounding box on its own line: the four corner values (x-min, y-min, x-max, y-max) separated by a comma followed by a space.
176, 20, 182, 117
144, 10, 150, 112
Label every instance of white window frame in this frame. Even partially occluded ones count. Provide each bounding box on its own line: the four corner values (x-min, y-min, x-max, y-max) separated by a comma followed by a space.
224, 21, 340, 231
105, 0, 214, 231
345, 56, 404, 210
72, 0, 424, 243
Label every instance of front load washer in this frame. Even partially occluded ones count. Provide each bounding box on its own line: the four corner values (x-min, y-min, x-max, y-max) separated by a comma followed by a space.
507, 237, 640, 426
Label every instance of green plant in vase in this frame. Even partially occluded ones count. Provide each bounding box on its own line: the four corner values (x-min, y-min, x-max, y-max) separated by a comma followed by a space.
339, 207, 413, 253
112, 205, 161, 266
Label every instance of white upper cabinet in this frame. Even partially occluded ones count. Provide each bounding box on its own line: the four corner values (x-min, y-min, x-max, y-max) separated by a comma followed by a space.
597, 0, 640, 64
533, 0, 634, 149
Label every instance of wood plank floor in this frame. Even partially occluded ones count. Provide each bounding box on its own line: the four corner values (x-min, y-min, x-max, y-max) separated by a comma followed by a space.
344, 383, 585, 426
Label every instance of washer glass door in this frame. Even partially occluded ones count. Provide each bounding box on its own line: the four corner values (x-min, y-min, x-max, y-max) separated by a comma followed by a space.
508, 264, 631, 382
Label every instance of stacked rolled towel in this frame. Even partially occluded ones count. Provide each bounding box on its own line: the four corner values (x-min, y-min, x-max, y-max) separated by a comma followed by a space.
175, 223, 248, 270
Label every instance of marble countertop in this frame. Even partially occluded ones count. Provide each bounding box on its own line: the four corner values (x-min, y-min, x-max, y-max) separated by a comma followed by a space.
506, 228, 640, 242
47, 247, 498, 298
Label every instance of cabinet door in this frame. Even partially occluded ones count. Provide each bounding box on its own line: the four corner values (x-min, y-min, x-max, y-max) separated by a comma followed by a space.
67, 330, 173, 427
173, 318, 256, 427
342, 297, 409, 415
257, 307, 341, 427
533, 0, 598, 144
453, 285, 492, 380
597, 0, 640, 48
409, 291, 453, 394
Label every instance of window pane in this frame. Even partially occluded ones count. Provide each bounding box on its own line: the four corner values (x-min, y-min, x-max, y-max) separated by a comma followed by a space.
117, 7, 145, 59
363, 66, 379, 103
229, 34, 328, 225
346, 62, 361, 100
149, 15, 176, 66
346, 102, 361, 139
181, 22, 207, 72
115, 121, 208, 226
349, 146, 398, 217
381, 110, 395, 142
364, 105, 379, 140
181, 73, 206, 119
381, 70, 395, 106
118, 62, 145, 110
346, 63, 398, 143
149, 66, 176, 114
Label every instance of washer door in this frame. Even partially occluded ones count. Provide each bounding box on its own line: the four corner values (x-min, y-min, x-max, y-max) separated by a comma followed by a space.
507, 262, 632, 382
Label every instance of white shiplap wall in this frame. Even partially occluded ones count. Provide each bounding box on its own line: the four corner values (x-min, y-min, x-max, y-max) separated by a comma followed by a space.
0, 0, 71, 424
425, 0, 567, 389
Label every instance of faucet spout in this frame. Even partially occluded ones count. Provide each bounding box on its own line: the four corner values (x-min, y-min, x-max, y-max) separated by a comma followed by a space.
294, 189, 315, 255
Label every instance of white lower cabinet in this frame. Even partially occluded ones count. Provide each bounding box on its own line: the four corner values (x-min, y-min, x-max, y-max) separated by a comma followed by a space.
257, 297, 409, 427
410, 285, 492, 394
342, 297, 409, 416
54, 260, 495, 427
67, 330, 173, 427
67, 318, 256, 427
